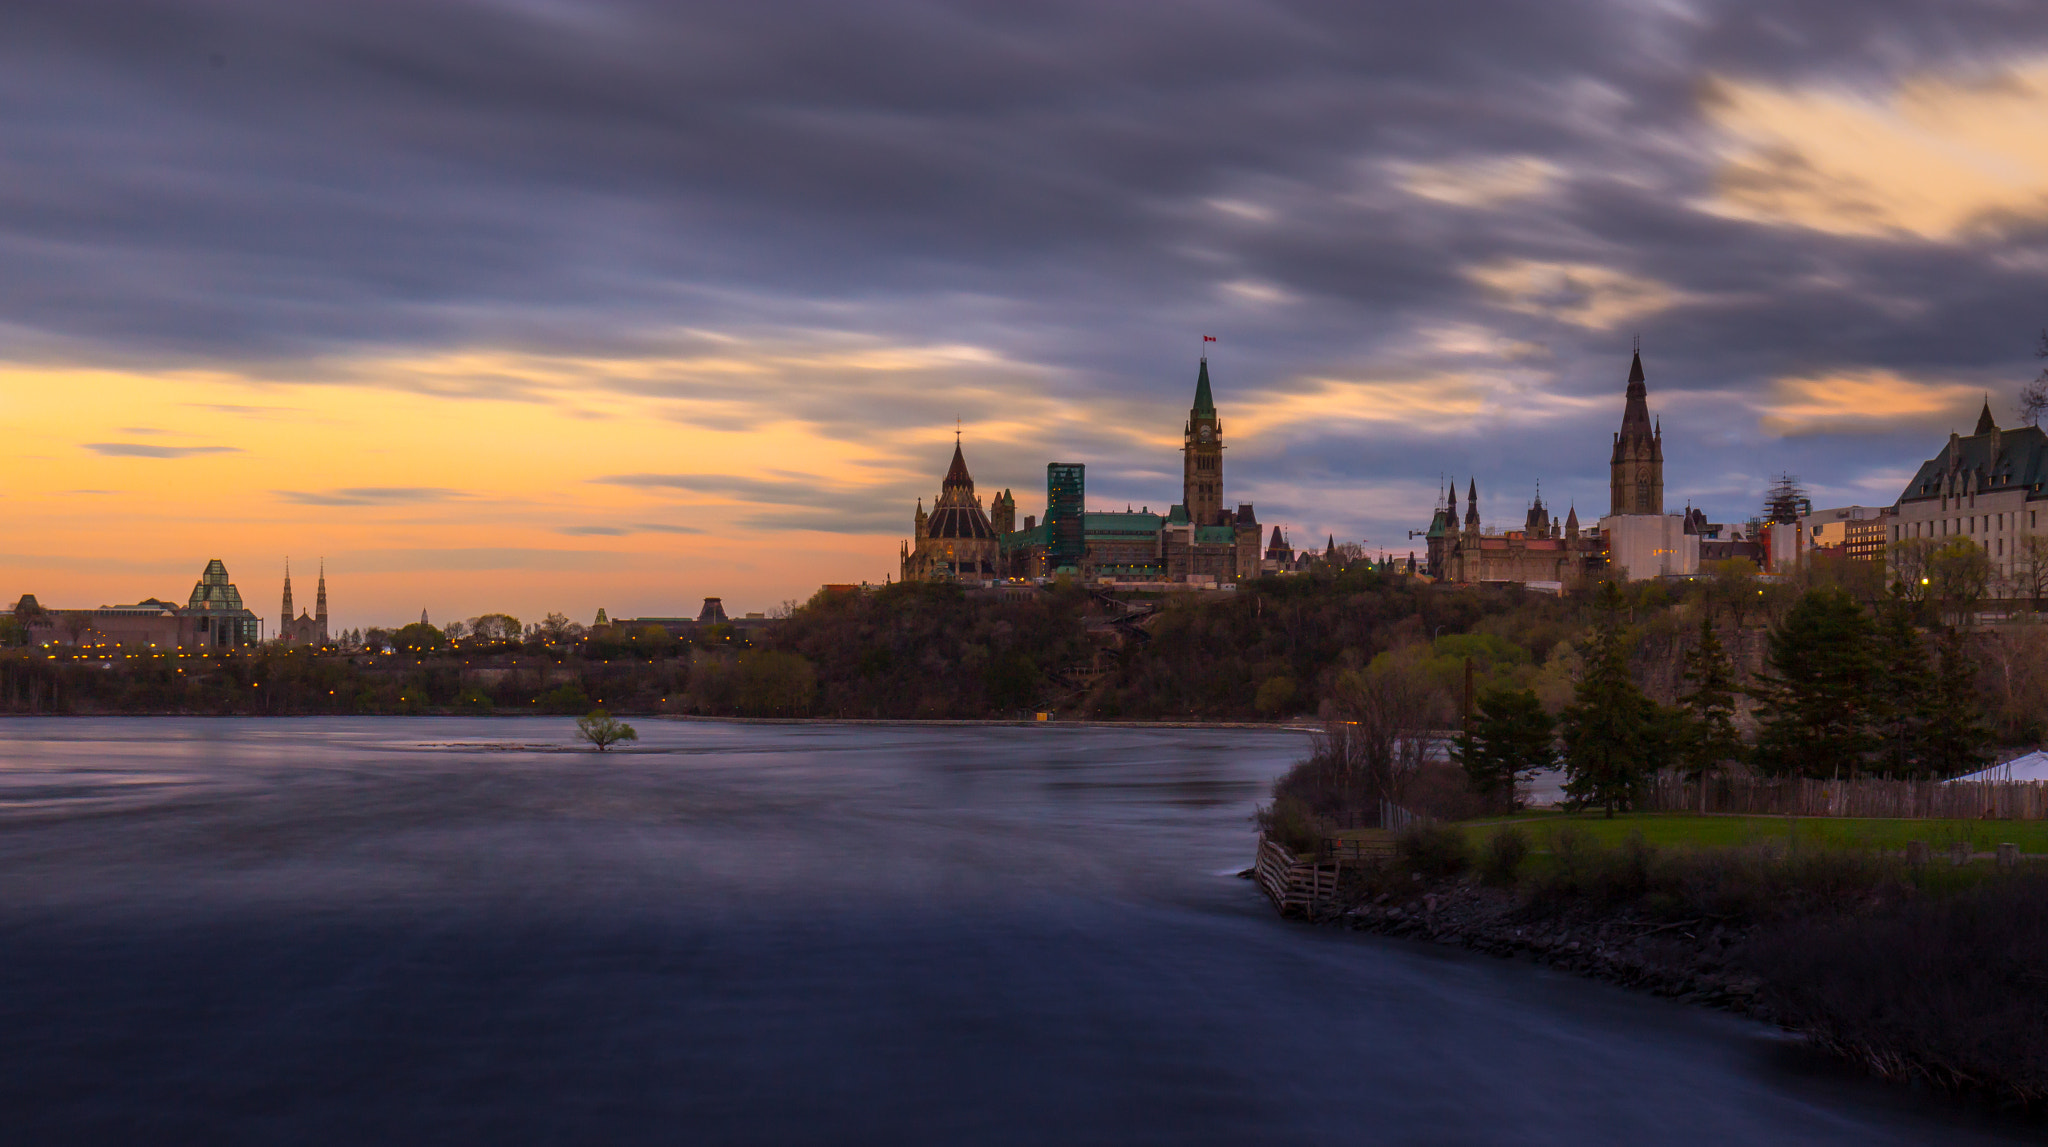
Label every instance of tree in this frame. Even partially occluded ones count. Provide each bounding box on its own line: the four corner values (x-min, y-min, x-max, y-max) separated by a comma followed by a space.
1705, 557, 1762, 628
575, 709, 638, 751
1919, 626, 1991, 777
1750, 587, 1878, 778
1981, 624, 2048, 743
1927, 538, 1993, 626
1676, 613, 1743, 803
528, 612, 583, 646
392, 622, 446, 654
467, 613, 522, 644
2017, 328, 2048, 427
1325, 645, 1447, 814
2013, 535, 2048, 613
1887, 537, 1937, 603
1558, 585, 1666, 816
1871, 595, 1935, 778
1451, 687, 1554, 810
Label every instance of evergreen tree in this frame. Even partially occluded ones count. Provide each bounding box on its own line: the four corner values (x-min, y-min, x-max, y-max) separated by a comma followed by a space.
1559, 586, 1666, 817
1452, 687, 1555, 809
1677, 612, 1743, 797
1919, 625, 1992, 777
1750, 586, 1878, 778
1871, 595, 1934, 777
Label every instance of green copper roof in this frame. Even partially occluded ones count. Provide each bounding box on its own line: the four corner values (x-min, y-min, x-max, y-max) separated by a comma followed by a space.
1193, 357, 1215, 417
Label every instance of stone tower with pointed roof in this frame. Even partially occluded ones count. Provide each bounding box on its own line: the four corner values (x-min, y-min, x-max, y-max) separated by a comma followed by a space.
1183, 356, 1225, 526
901, 439, 1002, 582
278, 558, 331, 646
1610, 346, 1664, 516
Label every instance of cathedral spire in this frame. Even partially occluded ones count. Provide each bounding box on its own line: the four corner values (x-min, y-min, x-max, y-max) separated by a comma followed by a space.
315, 559, 328, 627
1976, 397, 1998, 436
1610, 343, 1664, 515
281, 558, 293, 627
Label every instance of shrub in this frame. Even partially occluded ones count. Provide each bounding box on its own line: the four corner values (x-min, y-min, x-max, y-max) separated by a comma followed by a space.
1397, 822, 1469, 878
1545, 824, 1595, 892
1745, 873, 2048, 1101
1255, 797, 1324, 857
1479, 825, 1529, 886
537, 683, 592, 714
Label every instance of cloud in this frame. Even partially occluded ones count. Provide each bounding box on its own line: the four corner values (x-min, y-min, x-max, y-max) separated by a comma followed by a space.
1391, 156, 1561, 208
1757, 371, 1985, 437
589, 471, 837, 504
82, 442, 241, 458
274, 487, 468, 506
343, 547, 620, 573
556, 523, 705, 536
12, 1, 2048, 610
1466, 261, 1685, 330
1700, 59, 2048, 241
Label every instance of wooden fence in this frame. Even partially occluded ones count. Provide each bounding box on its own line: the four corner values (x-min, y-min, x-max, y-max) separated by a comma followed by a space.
1644, 773, 2048, 820
1253, 834, 1340, 916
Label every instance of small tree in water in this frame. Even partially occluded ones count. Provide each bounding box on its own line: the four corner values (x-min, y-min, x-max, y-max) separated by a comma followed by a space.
576, 709, 639, 752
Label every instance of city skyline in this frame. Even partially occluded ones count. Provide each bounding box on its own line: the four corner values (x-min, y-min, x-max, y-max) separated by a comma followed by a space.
8, 4, 2048, 623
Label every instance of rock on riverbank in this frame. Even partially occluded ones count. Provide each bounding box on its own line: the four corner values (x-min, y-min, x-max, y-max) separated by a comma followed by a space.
1332, 881, 1770, 1016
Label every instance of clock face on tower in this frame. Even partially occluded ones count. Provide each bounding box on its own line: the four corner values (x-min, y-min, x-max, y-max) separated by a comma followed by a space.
1198, 425, 1213, 443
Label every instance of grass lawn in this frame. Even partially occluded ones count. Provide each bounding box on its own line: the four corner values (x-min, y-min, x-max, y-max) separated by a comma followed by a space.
1451, 811, 2048, 854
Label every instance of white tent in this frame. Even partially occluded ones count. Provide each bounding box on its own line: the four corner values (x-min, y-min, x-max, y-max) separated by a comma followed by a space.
1949, 750, 2048, 783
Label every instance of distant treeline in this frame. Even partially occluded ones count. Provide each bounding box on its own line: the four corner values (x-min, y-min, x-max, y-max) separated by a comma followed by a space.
6, 558, 2045, 747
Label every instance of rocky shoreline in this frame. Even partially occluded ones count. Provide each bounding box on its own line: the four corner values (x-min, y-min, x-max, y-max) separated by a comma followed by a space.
1327, 881, 1774, 1018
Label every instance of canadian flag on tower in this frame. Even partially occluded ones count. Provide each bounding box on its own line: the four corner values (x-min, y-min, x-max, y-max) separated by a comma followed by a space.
1203, 335, 1216, 343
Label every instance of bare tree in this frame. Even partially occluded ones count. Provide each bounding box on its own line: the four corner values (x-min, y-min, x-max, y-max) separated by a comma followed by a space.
2016, 534, 2048, 613
57, 611, 96, 647
1324, 646, 1449, 816
2018, 329, 2048, 428
1888, 537, 1937, 601
1929, 538, 1994, 626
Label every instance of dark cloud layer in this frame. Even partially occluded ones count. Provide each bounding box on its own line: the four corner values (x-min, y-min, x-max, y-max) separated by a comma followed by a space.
12, 1, 2048, 541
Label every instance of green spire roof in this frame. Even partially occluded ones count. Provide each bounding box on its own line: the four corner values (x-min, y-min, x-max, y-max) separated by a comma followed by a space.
1192, 356, 1215, 416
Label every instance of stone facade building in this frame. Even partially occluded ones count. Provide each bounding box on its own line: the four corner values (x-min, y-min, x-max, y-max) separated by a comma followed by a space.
1598, 348, 1698, 580
1890, 401, 2048, 582
900, 356, 1263, 585
12, 559, 263, 649
1423, 479, 1601, 587
985, 357, 1262, 584
900, 440, 1003, 582
1425, 347, 1709, 585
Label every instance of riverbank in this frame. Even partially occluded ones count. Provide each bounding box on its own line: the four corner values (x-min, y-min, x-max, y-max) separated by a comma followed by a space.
1286, 823, 2048, 1112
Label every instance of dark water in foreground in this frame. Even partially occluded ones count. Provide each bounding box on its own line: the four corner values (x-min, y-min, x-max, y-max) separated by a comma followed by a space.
0, 718, 2026, 1144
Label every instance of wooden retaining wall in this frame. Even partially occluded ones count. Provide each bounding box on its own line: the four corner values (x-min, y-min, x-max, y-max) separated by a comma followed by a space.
1644, 774, 2048, 820
1253, 834, 1340, 917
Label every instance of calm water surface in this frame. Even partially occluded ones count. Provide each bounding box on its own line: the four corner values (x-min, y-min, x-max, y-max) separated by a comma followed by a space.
0, 718, 2024, 1144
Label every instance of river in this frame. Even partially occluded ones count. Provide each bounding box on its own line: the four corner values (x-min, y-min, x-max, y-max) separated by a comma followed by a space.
0, 718, 2024, 1144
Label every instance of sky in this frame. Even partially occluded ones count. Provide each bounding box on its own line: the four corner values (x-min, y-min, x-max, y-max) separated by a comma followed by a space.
7, 1, 2048, 628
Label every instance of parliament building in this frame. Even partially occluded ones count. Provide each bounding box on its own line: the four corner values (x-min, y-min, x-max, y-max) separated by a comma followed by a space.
901, 357, 1263, 585
1425, 346, 1701, 586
